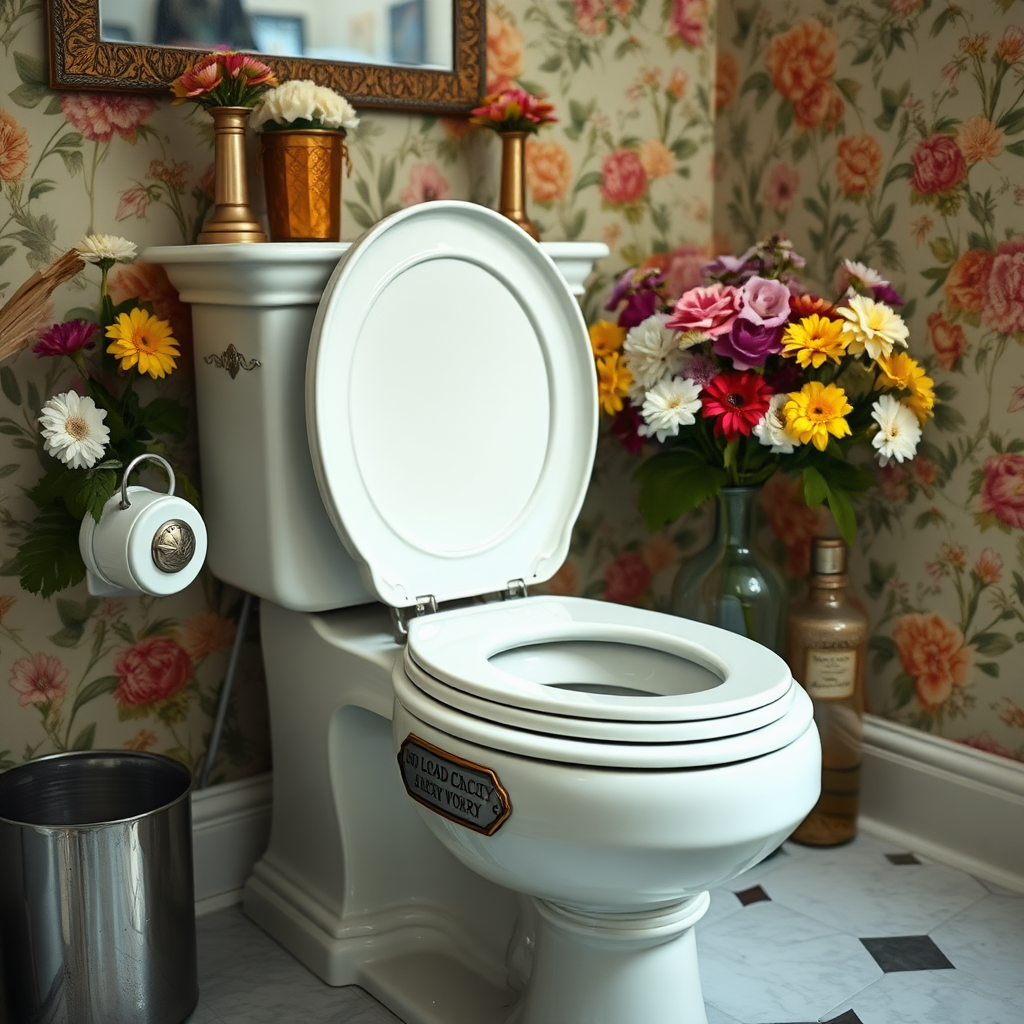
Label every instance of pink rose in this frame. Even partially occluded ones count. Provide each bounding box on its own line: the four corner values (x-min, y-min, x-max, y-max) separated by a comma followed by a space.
400, 163, 449, 206
981, 236, 1024, 335
670, 0, 706, 47
60, 93, 156, 143
575, 0, 608, 35
739, 275, 791, 328
114, 637, 192, 706
910, 133, 967, 194
979, 452, 1024, 529
603, 551, 651, 605
665, 283, 742, 337
599, 149, 648, 205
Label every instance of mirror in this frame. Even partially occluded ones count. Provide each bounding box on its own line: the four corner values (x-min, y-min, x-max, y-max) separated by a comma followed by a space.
46, 0, 483, 113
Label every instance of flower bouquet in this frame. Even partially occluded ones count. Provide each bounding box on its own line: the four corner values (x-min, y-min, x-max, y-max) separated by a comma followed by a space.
170, 51, 278, 109
4, 234, 193, 597
594, 235, 935, 544
470, 87, 558, 240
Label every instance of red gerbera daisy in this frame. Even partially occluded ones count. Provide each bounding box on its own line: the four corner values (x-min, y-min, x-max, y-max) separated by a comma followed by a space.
701, 371, 773, 440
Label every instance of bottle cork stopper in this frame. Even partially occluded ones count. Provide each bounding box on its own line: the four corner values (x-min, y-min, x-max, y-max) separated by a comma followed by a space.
811, 537, 846, 575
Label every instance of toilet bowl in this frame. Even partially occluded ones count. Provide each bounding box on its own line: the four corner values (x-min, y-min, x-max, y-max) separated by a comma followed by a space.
150, 200, 820, 1024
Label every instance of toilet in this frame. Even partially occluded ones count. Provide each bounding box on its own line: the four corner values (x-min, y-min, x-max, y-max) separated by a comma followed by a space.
150, 201, 820, 1024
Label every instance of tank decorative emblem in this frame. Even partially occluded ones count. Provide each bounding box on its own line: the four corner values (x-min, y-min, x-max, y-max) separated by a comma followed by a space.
398, 735, 511, 836
152, 519, 196, 573
203, 344, 260, 379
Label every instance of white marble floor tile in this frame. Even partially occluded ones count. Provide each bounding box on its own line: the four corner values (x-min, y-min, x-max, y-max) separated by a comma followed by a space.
704, 1002, 744, 1024
756, 838, 988, 938
700, 885, 745, 930
821, 969, 1022, 1024
975, 875, 1024, 897
929, 895, 1024, 1005
697, 900, 881, 1023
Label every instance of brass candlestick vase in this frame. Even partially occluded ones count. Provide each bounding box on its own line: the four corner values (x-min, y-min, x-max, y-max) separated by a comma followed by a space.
260, 130, 348, 242
199, 106, 267, 245
497, 131, 539, 241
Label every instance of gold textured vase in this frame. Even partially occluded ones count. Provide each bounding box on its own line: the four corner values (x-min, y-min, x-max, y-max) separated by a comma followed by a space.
198, 106, 267, 244
260, 130, 347, 242
498, 131, 539, 241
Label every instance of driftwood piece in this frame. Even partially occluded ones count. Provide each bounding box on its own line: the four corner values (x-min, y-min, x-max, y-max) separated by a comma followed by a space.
0, 250, 85, 363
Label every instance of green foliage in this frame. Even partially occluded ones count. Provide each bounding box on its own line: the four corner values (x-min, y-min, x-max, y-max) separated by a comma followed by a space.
634, 450, 728, 532
15, 504, 87, 597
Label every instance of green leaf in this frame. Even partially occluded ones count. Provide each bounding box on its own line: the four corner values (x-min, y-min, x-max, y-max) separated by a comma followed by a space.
78, 469, 118, 523
892, 672, 916, 708
138, 396, 187, 437
72, 675, 119, 717
977, 661, 1000, 678
354, 176, 371, 205
827, 487, 857, 545
15, 504, 87, 597
14, 51, 45, 86
8, 83, 46, 109
775, 98, 793, 136
343, 201, 375, 230
28, 179, 57, 200
1, 366, 21, 405
540, 55, 562, 72
71, 723, 97, 750
633, 452, 727, 532
573, 170, 603, 194
59, 149, 85, 177
883, 162, 914, 189
0, 464, 18, 479
970, 632, 1013, 656
802, 466, 828, 507
54, 132, 82, 149
998, 107, 1024, 136
1005, 139, 1024, 157
377, 159, 396, 203
930, 6, 954, 36
669, 138, 698, 160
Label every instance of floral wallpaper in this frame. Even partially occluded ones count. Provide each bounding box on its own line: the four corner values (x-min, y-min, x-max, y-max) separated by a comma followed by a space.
713, 0, 1024, 762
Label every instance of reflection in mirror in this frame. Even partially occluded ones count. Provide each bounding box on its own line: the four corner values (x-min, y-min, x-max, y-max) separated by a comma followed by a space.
97, 0, 454, 71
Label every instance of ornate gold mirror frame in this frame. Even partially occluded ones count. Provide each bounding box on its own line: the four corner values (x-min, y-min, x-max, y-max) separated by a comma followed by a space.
45, 0, 484, 114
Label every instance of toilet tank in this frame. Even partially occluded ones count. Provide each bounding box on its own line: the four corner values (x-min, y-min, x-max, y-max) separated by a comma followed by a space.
147, 244, 372, 612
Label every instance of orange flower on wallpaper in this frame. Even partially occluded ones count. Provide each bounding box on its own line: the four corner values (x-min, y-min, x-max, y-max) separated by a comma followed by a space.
125, 729, 159, 751
760, 472, 829, 576
996, 25, 1024, 64
958, 115, 1004, 163
179, 609, 236, 661
0, 110, 29, 183
835, 134, 882, 195
525, 140, 572, 203
944, 248, 994, 314
667, 68, 688, 99
764, 18, 837, 105
927, 311, 967, 370
638, 139, 674, 179
893, 612, 973, 711
793, 79, 844, 133
485, 12, 523, 93
715, 51, 738, 111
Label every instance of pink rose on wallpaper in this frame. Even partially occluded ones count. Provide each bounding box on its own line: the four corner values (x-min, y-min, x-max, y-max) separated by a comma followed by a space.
399, 164, 449, 206
109, 261, 193, 356
764, 163, 799, 213
944, 248, 994, 314
913, 457, 938, 486
910, 133, 967, 194
666, 283, 742, 337
114, 637, 192, 706
927, 311, 967, 370
961, 733, 1015, 759
893, 613, 972, 711
0, 110, 30, 183
486, 12, 523, 93
877, 463, 910, 503
526, 140, 572, 203
669, 0, 707, 48
979, 452, 1024, 529
603, 551, 651, 605
981, 236, 1024, 335
9, 652, 68, 707
641, 243, 707, 301
599, 149, 647, 205
116, 185, 153, 221
60, 93, 157, 143
574, 0, 608, 36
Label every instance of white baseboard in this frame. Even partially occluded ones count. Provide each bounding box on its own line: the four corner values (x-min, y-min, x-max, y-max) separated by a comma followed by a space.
861, 715, 1024, 893
192, 772, 272, 915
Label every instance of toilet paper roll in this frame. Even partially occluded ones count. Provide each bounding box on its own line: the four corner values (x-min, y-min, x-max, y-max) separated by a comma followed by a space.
80, 486, 208, 597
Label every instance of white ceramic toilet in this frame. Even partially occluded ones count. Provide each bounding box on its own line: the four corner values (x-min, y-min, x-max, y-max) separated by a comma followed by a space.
150, 201, 820, 1024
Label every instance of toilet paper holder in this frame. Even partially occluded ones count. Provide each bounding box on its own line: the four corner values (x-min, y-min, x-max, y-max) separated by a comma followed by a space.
79, 454, 208, 598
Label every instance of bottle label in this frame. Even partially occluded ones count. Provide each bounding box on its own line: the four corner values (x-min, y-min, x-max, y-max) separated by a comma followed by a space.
804, 649, 857, 699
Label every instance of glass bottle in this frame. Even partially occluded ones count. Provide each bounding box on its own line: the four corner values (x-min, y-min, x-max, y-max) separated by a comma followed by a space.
787, 537, 868, 846
671, 487, 786, 654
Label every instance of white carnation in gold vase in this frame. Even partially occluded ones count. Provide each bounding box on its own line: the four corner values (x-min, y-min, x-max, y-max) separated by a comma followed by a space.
251, 80, 360, 133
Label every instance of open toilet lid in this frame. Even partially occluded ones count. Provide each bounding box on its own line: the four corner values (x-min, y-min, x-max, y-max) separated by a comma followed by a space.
306, 201, 598, 609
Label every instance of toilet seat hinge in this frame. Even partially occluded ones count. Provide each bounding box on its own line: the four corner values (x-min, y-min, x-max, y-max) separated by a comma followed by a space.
390, 594, 438, 644
415, 594, 439, 616
504, 579, 528, 600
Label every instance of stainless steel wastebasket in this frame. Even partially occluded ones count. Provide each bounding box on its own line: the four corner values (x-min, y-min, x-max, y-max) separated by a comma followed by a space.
0, 751, 198, 1024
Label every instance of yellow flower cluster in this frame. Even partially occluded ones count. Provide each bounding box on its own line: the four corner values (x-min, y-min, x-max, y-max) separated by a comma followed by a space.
105, 309, 179, 379
590, 320, 632, 415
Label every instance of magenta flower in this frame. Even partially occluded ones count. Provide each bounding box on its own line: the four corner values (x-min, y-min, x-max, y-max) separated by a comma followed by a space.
33, 319, 99, 358
714, 318, 784, 371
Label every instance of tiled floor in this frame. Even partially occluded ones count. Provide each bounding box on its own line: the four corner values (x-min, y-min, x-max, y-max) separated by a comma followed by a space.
187, 832, 1024, 1024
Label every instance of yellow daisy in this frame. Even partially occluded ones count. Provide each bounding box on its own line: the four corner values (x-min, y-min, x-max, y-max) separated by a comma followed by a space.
105, 308, 179, 379
596, 352, 632, 416
589, 320, 627, 357
875, 351, 935, 424
783, 381, 853, 451
780, 314, 848, 368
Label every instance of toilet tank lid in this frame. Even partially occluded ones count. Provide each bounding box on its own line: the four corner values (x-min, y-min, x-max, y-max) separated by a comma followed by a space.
306, 201, 598, 610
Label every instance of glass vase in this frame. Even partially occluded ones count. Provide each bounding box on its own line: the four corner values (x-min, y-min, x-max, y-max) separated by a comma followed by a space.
670, 486, 786, 654
497, 131, 539, 240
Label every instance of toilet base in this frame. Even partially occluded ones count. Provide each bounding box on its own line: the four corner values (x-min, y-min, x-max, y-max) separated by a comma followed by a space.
513, 895, 710, 1024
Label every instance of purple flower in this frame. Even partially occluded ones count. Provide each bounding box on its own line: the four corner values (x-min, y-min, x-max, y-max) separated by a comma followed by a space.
617, 289, 662, 329
739, 275, 791, 328
702, 248, 759, 285
33, 319, 99, 358
713, 318, 784, 371
681, 353, 719, 388
873, 283, 904, 307
765, 361, 803, 394
605, 267, 666, 329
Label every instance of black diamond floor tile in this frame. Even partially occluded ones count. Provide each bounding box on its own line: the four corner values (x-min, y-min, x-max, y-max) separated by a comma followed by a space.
885, 852, 921, 865
734, 884, 771, 906
860, 934, 955, 972
823, 1011, 864, 1024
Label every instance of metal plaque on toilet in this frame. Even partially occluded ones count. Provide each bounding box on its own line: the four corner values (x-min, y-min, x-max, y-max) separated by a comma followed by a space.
398, 735, 511, 836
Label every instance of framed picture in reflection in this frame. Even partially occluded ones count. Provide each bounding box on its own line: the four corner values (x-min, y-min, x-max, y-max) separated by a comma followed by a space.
250, 13, 305, 57
389, 0, 425, 65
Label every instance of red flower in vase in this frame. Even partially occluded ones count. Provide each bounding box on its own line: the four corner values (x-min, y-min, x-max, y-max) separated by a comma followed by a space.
701, 371, 773, 440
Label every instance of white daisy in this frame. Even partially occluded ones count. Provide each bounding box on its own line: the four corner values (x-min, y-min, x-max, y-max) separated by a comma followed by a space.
870, 394, 921, 467
753, 393, 801, 454
639, 377, 702, 442
75, 234, 137, 264
837, 293, 909, 360
39, 392, 110, 469
622, 314, 687, 399
841, 258, 888, 290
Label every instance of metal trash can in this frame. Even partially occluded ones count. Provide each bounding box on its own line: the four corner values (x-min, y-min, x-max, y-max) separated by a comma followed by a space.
0, 751, 198, 1024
